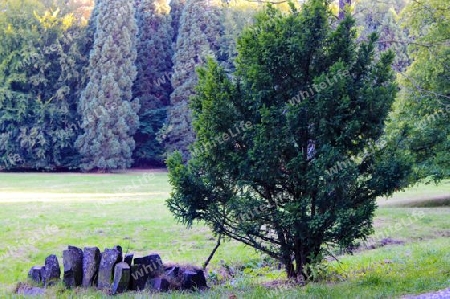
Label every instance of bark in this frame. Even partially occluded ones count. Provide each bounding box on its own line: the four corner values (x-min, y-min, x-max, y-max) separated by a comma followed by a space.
203, 235, 221, 269
285, 259, 295, 279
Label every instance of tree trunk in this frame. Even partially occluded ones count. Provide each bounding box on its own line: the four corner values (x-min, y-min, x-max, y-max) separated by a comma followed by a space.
281, 238, 306, 283
294, 239, 307, 283
339, 0, 351, 20
285, 261, 295, 279
295, 259, 306, 284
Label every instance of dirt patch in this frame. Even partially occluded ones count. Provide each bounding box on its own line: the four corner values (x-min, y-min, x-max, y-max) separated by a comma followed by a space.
432, 230, 450, 238
401, 287, 450, 298
346, 237, 406, 254
379, 237, 405, 246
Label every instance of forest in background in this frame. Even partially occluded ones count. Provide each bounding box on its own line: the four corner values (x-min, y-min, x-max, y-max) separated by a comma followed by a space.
0, 0, 448, 179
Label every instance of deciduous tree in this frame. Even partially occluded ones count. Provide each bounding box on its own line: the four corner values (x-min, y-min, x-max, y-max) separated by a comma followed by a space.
386, 0, 450, 180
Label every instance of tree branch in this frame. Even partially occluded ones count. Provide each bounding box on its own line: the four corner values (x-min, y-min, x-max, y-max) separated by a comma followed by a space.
399, 72, 450, 105
203, 234, 221, 269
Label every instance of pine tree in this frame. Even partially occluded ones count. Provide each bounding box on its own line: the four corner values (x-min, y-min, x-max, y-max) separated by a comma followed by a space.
164, 0, 223, 159
76, 0, 139, 171
133, 0, 173, 166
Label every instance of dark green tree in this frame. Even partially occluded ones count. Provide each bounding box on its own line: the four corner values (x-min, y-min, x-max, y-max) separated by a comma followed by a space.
167, 1, 409, 281
170, 0, 186, 43
218, 1, 257, 74
164, 0, 223, 159
133, 0, 173, 166
76, 0, 139, 171
0, 0, 89, 170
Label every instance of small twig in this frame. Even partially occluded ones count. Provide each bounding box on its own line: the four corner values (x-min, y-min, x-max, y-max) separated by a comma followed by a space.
399, 72, 450, 106
325, 248, 341, 264
203, 234, 222, 270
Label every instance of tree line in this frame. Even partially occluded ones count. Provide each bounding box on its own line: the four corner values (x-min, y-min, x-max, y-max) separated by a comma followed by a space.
0, 0, 448, 175
0, 0, 255, 171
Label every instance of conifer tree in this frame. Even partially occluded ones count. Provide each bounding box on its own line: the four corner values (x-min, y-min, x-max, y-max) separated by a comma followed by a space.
0, 0, 89, 170
164, 0, 223, 159
219, 2, 257, 74
76, 0, 139, 171
133, 0, 173, 166
168, 1, 409, 281
169, 0, 186, 43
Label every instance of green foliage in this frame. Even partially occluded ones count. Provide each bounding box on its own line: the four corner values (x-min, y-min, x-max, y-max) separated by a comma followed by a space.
0, 0, 90, 170
164, 0, 224, 159
167, 0, 407, 281
218, 1, 258, 74
133, 0, 173, 166
386, 0, 450, 181
303, 252, 330, 282
75, 0, 139, 171
170, 0, 187, 43
354, 0, 410, 72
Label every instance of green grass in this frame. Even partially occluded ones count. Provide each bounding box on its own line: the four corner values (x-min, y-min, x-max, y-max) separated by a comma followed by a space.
0, 172, 449, 298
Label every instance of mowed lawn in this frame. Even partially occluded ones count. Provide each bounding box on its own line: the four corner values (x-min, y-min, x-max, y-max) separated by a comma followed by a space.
0, 171, 449, 298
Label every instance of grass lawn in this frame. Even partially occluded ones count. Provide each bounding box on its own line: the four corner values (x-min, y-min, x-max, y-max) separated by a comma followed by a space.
0, 171, 448, 298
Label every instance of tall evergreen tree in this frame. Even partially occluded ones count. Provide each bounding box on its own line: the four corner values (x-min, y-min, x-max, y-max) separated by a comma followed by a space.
218, 1, 257, 74
133, 0, 173, 166
164, 0, 223, 159
170, 0, 186, 43
75, 0, 139, 171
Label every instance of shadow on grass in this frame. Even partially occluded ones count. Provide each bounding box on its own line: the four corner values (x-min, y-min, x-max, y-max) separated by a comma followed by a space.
379, 196, 450, 208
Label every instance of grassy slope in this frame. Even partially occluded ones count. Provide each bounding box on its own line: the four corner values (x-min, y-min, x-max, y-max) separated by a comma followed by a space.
0, 172, 448, 298
377, 180, 450, 207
